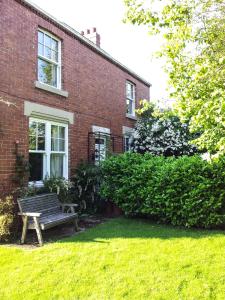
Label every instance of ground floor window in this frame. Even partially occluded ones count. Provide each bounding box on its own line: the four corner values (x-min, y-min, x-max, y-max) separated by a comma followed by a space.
29, 118, 68, 183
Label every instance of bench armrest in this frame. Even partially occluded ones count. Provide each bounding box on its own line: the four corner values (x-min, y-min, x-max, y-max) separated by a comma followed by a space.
18, 212, 42, 217
61, 203, 78, 213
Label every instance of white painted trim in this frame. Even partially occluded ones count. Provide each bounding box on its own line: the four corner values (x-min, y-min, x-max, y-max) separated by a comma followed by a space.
122, 126, 135, 135
126, 114, 137, 121
92, 125, 110, 134
24, 101, 74, 124
35, 81, 68, 98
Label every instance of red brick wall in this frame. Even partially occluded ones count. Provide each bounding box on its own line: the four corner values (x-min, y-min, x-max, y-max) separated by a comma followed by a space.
0, 0, 150, 197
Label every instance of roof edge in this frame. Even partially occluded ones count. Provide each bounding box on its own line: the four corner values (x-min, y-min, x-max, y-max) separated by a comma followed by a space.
18, 0, 152, 87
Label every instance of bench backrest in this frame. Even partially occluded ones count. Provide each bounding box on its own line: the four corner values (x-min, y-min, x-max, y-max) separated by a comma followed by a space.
18, 193, 61, 214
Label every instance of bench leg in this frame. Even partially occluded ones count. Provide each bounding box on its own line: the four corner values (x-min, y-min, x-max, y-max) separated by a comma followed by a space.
21, 216, 28, 244
74, 217, 79, 232
33, 217, 43, 246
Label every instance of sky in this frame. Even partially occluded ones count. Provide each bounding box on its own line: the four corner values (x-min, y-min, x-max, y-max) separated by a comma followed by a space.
31, 0, 169, 103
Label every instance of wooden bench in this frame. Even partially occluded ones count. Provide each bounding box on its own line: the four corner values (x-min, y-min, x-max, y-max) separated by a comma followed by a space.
17, 193, 79, 246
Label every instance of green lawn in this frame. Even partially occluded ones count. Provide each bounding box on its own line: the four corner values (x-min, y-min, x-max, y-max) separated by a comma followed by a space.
0, 218, 225, 300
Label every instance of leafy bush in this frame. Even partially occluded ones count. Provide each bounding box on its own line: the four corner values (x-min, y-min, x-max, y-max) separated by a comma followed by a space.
15, 185, 46, 198
0, 196, 16, 242
43, 177, 73, 203
0, 215, 14, 241
16, 167, 104, 214
101, 153, 225, 228
132, 100, 198, 156
71, 162, 104, 213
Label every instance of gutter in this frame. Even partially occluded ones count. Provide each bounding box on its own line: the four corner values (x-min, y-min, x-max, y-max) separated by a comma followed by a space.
18, 0, 152, 87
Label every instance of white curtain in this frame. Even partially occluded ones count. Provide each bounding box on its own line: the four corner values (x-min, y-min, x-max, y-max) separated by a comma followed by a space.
50, 154, 63, 177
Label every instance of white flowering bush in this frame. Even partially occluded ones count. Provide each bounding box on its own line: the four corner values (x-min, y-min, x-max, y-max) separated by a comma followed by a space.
132, 101, 197, 157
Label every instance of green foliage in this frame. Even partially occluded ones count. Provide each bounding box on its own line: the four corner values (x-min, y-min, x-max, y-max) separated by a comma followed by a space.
71, 162, 104, 213
0, 196, 16, 242
16, 163, 104, 214
101, 153, 225, 228
124, 0, 225, 157
15, 185, 48, 199
133, 100, 197, 156
43, 177, 73, 203
13, 151, 30, 188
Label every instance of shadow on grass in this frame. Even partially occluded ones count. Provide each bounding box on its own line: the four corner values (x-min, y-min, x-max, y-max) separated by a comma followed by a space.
57, 217, 225, 244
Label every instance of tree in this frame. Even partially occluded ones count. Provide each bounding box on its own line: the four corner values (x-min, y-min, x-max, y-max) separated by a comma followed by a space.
132, 100, 197, 156
124, 0, 225, 157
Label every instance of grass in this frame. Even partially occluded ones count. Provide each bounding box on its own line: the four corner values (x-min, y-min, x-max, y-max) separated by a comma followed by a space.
0, 218, 225, 300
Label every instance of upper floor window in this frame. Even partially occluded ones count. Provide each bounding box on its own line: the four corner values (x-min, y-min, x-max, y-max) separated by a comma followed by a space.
38, 29, 61, 89
126, 81, 135, 116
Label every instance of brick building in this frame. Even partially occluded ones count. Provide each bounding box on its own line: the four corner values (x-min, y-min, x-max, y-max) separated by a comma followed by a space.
0, 0, 150, 196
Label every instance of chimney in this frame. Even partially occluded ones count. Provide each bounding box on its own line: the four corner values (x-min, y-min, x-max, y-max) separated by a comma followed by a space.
81, 27, 101, 47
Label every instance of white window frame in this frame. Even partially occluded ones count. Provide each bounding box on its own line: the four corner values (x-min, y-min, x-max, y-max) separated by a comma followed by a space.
126, 81, 136, 116
37, 29, 62, 89
29, 117, 68, 186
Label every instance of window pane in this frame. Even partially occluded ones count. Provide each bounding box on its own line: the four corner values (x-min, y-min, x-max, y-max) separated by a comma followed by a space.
45, 34, 51, 48
127, 99, 133, 114
51, 125, 58, 138
124, 136, 130, 152
59, 127, 65, 139
59, 139, 65, 151
52, 64, 57, 87
95, 137, 106, 163
38, 123, 45, 137
50, 154, 64, 177
29, 136, 36, 150
52, 50, 58, 62
126, 82, 135, 100
52, 39, 58, 51
38, 137, 45, 150
29, 121, 37, 136
130, 85, 134, 99
29, 153, 43, 181
126, 83, 132, 98
38, 58, 53, 86
38, 43, 44, 56
38, 31, 44, 44
51, 138, 58, 151
44, 46, 52, 60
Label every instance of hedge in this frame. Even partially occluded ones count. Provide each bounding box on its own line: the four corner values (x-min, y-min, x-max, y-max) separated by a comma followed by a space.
101, 153, 225, 228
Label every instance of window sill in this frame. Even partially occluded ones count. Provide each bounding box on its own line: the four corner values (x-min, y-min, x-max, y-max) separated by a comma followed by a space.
126, 113, 137, 120
35, 81, 69, 98
29, 181, 44, 188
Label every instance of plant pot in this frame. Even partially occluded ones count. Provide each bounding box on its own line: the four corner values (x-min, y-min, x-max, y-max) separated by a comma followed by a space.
104, 200, 123, 217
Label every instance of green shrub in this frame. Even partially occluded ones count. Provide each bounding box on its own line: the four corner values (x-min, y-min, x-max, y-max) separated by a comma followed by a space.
101, 153, 225, 228
71, 162, 104, 213
0, 196, 16, 242
0, 215, 14, 241
43, 177, 73, 203
16, 167, 104, 214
